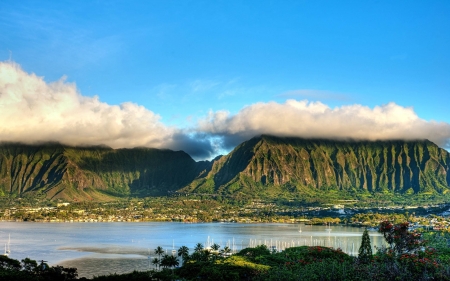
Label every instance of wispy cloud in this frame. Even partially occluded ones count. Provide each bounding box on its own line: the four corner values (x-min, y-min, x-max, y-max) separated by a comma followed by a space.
154, 78, 243, 102
277, 89, 351, 101
0, 5, 123, 69
154, 83, 177, 100
189, 79, 220, 93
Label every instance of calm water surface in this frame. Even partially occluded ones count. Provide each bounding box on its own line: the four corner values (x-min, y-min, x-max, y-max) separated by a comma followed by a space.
0, 222, 384, 278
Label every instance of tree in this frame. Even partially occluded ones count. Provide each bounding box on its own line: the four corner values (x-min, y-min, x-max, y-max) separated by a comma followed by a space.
160, 254, 179, 269
211, 243, 220, 252
154, 246, 164, 259
209, 243, 221, 261
160, 254, 179, 279
0, 256, 78, 281
0, 255, 21, 270
194, 243, 204, 252
21, 258, 38, 274
358, 228, 372, 263
379, 221, 425, 256
151, 257, 160, 270
177, 246, 190, 265
220, 246, 231, 256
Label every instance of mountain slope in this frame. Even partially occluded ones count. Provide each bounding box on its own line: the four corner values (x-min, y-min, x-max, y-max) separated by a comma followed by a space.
1, 136, 449, 201
182, 135, 450, 197
0, 143, 212, 200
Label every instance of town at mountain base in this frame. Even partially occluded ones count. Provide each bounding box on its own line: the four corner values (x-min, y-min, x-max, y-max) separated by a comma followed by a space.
0, 135, 449, 202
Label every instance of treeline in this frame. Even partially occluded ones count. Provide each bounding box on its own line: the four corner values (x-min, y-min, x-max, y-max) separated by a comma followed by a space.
0, 256, 78, 281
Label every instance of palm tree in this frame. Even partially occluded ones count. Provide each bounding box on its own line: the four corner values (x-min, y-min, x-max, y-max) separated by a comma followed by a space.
220, 246, 231, 256
154, 246, 164, 259
160, 254, 179, 279
202, 249, 212, 261
167, 255, 179, 268
151, 257, 160, 270
211, 243, 220, 252
160, 254, 170, 269
177, 246, 189, 265
161, 254, 179, 269
194, 243, 204, 253
210, 243, 221, 261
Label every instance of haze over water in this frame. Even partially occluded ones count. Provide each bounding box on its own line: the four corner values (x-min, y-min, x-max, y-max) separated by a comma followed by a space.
0, 222, 384, 278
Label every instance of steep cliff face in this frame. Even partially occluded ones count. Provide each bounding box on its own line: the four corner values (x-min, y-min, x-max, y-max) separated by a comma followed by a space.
183, 136, 450, 196
0, 143, 211, 200
1, 136, 449, 201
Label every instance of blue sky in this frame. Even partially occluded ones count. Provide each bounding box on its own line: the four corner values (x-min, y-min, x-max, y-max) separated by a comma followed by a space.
0, 1, 449, 159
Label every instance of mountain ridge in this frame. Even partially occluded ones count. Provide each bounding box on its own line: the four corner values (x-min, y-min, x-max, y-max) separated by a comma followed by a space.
181, 135, 450, 198
0, 136, 449, 201
0, 142, 212, 200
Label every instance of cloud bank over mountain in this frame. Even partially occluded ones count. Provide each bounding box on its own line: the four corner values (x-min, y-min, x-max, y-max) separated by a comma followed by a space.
198, 100, 450, 151
1, 61, 449, 160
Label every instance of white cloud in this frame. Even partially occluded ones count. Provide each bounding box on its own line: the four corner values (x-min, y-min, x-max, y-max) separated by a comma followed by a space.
0, 61, 173, 149
197, 100, 450, 150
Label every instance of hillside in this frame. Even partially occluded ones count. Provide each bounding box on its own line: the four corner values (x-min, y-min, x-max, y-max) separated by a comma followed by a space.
0, 143, 211, 200
182, 135, 450, 199
0, 136, 449, 202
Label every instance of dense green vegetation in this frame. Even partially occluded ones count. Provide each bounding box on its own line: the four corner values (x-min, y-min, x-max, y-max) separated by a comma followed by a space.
0, 256, 78, 281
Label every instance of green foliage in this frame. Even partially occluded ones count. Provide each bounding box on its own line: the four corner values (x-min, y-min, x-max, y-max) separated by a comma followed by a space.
358, 228, 373, 263
160, 254, 179, 269
0, 256, 77, 281
236, 245, 271, 262
177, 245, 190, 265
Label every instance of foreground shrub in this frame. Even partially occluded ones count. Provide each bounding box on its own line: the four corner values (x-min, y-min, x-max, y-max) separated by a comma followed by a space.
178, 255, 270, 281
0, 255, 78, 281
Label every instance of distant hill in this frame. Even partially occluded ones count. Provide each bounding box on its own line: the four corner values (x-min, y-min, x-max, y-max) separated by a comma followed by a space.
0, 136, 449, 201
181, 135, 450, 199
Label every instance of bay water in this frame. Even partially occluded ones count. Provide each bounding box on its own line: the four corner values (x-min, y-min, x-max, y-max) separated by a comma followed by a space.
0, 222, 384, 278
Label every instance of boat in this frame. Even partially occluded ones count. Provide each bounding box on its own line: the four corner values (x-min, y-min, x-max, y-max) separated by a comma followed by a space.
3, 234, 10, 256
325, 223, 332, 232
171, 240, 176, 256
298, 226, 302, 233
3, 244, 8, 256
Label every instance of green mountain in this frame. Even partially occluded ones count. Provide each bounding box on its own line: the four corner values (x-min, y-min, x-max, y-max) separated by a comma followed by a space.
0, 136, 449, 201
182, 135, 450, 199
0, 143, 211, 200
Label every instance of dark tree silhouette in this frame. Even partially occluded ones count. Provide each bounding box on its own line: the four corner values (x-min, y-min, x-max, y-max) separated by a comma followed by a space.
358, 228, 372, 263
177, 246, 189, 265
